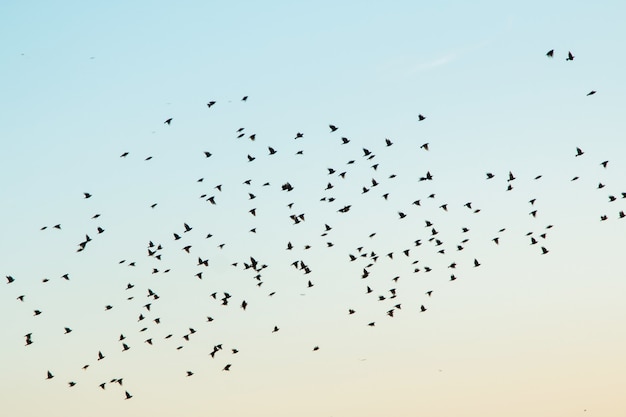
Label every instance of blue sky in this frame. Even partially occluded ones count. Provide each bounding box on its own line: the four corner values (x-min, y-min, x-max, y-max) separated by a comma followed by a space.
1, 1, 626, 416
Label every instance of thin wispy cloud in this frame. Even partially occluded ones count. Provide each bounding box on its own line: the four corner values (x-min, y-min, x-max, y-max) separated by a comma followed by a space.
407, 39, 492, 74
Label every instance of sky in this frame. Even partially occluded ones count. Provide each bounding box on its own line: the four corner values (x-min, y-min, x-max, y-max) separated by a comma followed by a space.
1, 1, 626, 416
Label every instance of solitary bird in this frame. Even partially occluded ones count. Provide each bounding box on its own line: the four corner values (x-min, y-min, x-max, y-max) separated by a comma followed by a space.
546, 49, 554, 58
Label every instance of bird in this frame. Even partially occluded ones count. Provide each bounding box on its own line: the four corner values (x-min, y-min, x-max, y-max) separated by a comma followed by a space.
418, 114, 426, 121
546, 49, 554, 58
164, 118, 172, 125
124, 391, 133, 400
575, 147, 584, 157
46, 371, 54, 380
566, 51, 574, 61
329, 124, 338, 132
83, 192, 92, 199
587, 90, 596, 96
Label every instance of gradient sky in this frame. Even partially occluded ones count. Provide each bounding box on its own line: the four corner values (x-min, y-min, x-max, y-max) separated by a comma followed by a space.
2, 1, 626, 416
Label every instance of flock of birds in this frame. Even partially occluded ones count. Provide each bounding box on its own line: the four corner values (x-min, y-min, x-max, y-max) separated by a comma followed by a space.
4, 49, 623, 402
